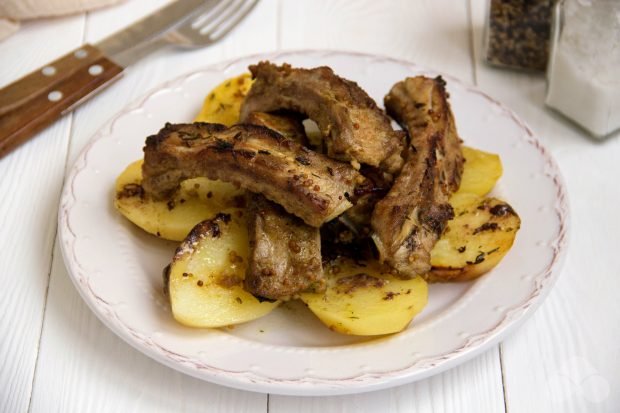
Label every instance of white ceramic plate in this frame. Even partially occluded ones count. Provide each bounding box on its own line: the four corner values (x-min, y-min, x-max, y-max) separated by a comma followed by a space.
59, 50, 569, 396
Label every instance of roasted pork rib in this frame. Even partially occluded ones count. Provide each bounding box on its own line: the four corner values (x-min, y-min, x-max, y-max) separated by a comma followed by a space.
371, 76, 464, 277
242, 113, 325, 299
142, 122, 364, 227
239, 62, 405, 173
245, 194, 324, 300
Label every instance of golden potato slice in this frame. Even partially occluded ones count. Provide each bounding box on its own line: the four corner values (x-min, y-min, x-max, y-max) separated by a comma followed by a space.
429, 193, 521, 282
167, 211, 279, 328
115, 74, 253, 240
300, 258, 428, 336
456, 146, 503, 196
114, 160, 244, 241
194, 73, 253, 126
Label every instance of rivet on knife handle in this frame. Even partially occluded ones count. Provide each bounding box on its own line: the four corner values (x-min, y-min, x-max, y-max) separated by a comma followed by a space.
0, 44, 123, 159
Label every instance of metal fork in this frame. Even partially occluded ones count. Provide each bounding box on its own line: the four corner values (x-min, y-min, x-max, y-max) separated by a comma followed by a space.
168, 0, 259, 47
110, 0, 260, 67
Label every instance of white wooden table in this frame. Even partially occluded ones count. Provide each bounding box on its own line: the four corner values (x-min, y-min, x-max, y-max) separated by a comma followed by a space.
1, 1, 618, 411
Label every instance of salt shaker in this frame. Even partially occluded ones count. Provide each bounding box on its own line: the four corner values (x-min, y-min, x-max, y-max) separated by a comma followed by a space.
545, 0, 620, 138
484, 0, 554, 71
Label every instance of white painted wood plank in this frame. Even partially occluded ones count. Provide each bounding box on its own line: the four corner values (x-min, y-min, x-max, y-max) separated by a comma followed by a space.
278, 0, 475, 82
270, 349, 505, 413
271, 1, 506, 411
29, 1, 279, 411
471, 0, 620, 411
0, 15, 84, 413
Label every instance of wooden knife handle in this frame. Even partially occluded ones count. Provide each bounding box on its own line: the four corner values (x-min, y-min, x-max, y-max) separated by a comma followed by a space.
0, 44, 123, 158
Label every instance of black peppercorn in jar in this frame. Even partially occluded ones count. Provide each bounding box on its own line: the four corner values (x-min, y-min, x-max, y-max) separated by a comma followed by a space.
484, 0, 554, 71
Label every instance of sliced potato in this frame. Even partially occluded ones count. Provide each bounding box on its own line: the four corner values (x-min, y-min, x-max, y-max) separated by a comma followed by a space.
429, 193, 521, 282
300, 258, 428, 336
194, 73, 253, 126
114, 160, 244, 241
168, 211, 279, 327
456, 146, 503, 197
115, 74, 253, 240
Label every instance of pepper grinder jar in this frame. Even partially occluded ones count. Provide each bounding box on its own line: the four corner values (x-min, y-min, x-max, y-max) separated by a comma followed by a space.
484, 0, 554, 71
545, 0, 620, 138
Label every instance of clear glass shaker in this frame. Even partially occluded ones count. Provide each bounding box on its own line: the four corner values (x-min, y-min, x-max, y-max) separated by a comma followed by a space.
484, 0, 554, 71
545, 0, 620, 138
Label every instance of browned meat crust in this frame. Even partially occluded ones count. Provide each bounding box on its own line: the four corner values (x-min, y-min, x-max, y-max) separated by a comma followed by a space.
239, 61, 405, 173
244, 111, 308, 144
142, 122, 363, 227
245, 194, 324, 300
387, 76, 463, 194
371, 76, 464, 277
243, 111, 324, 299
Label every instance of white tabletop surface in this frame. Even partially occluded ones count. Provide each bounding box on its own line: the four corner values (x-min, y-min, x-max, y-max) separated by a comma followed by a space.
1, 1, 618, 412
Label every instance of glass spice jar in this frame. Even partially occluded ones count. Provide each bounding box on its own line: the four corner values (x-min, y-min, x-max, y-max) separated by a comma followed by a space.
484, 0, 554, 71
545, 0, 620, 138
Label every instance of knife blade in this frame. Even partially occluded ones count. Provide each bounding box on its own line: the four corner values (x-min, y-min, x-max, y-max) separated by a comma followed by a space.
97, 0, 217, 67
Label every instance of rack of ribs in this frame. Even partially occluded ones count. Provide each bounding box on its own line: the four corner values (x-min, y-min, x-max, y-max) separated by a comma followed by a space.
371, 76, 464, 277
245, 194, 324, 300
141, 122, 365, 227
239, 61, 405, 174
242, 114, 325, 299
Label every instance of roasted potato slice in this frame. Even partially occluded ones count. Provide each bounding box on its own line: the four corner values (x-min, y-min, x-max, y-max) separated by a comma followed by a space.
114, 160, 244, 241
456, 146, 503, 197
167, 211, 280, 327
194, 73, 253, 126
300, 258, 428, 336
429, 193, 520, 282
115, 74, 252, 240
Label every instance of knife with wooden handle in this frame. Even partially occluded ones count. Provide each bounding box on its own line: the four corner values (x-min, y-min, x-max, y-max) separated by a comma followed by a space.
0, 0, 212, 159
